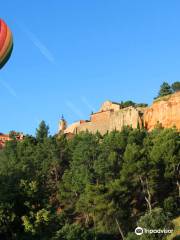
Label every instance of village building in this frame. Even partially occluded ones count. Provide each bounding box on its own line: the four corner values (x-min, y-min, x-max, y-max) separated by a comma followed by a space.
58, 92, 180, 136
0, 132, 24, 149
58, 100, 146, 136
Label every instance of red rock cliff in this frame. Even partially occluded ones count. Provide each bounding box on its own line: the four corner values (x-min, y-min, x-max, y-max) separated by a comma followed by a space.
144, 92, 180, 131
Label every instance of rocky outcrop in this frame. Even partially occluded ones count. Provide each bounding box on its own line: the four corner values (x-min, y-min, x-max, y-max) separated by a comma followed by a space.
109, 106, 145, 132
63, 104, 146, 135
144, 92, 180, 131
60, 92, 180, 136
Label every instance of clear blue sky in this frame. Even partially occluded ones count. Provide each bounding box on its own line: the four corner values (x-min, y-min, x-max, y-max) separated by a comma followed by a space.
1, 0, 180, 135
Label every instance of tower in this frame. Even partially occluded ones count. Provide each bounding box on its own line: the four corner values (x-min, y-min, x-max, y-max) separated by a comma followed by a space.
58, 115, 67, 134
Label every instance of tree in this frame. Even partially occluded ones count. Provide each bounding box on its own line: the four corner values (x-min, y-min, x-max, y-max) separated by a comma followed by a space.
53, 223, 94, 240
150, 129, 180, 201
0, 122, 179, 239
172, 81, 180, 92
76, 183, 127, 239
93, 130, 130, 184
58, 132, 100, 211
36, 121, 49, 143
121, 101, 135, 108
157, 82, 172, 98
125, 208, 171, 240
137, 208, 171, 240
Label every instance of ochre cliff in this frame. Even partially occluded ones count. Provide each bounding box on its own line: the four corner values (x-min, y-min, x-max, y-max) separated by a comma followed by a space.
59, 92, 180, 136
74, 107, 144, 135
144, 91, 180, 131
60, 101, 145, 135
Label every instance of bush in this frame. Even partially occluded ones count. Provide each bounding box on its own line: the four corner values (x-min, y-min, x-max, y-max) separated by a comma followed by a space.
172, 81, 180, 92
53, 224, 94, 240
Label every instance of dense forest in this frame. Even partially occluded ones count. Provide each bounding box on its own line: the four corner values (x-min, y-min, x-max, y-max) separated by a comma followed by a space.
0, 121, 179, 240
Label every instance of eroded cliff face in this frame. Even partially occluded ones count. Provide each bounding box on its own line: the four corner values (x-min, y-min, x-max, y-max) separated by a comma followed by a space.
144, 92, 180, 131
62, 93, 180, 136
65, 107, 145, 135
109, 107, 144, 131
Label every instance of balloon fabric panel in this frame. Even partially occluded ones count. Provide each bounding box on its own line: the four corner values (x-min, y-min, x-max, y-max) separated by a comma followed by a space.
0, 19, 13, 69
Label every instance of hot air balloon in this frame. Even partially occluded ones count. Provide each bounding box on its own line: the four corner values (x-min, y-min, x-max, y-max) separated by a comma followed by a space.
0, 19, 13, 69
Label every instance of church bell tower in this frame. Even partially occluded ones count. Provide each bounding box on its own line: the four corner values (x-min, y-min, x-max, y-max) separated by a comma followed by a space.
58, 115, 67, 134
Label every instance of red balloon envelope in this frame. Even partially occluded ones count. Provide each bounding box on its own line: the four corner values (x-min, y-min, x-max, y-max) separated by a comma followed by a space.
0, 19, 13, 69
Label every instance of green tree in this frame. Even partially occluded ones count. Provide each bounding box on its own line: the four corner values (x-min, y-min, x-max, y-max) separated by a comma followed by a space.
36, 120, 49, 143
58, 132, 100, 212
53, 223, 94, 240
172, 81, 180, 92
76, 183, 127, 239
93, 130, 130, 184
0, 122, 179, 240
157, 82, 172, 98
121, 100, 135, 108
138, 208, 171, 240
150, 129, 180, 202
126, 208, 172, 240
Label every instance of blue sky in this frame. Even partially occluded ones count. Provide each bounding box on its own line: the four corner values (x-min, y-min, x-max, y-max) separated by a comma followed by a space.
1, 0, 180, 135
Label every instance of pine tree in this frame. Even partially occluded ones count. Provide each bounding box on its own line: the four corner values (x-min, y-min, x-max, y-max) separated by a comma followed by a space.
157, 82, 172, 98
36, 121, 49, 143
